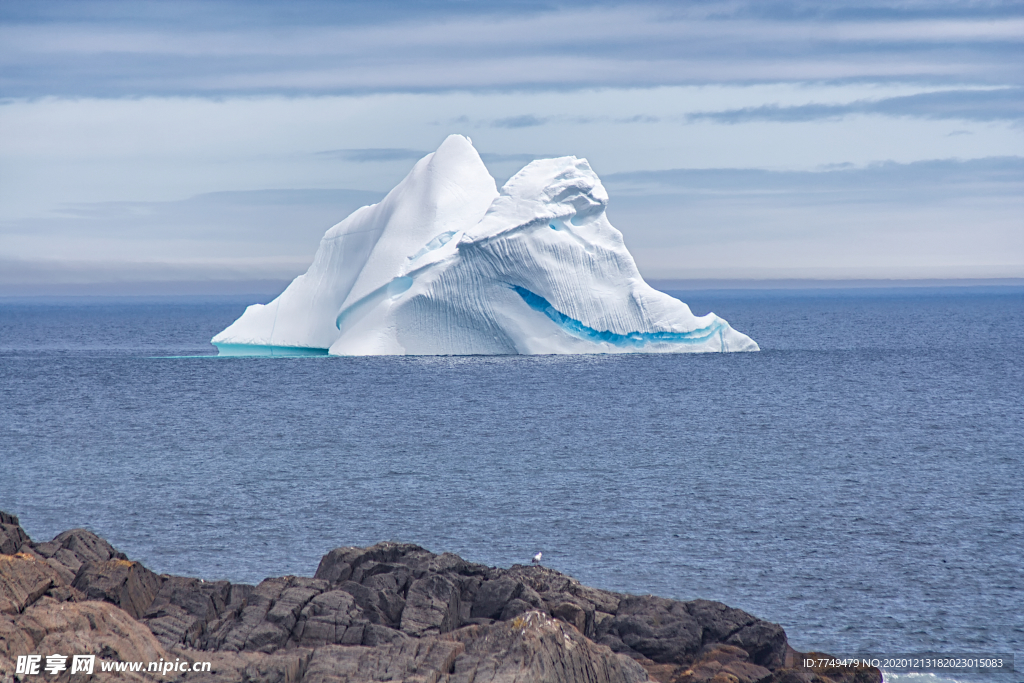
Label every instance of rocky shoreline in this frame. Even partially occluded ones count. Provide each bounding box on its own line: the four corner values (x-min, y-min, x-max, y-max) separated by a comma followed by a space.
1, 512, 879, 683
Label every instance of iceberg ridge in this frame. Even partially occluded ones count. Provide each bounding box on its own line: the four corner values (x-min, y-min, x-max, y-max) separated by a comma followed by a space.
212, 135, 758, 356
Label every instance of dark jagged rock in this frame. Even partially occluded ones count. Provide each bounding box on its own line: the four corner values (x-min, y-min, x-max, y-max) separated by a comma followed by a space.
142, 575, 233, 648
470, 576, 544, 622
203, 576, 329, 653
669, 643, 772, 683
399, 573, 462, 637
335, 580, 405, 628
775, 652, 886, 683
593, 595, 789, 670
292, 589, 374, 647
0, 554, 63, 616
0, 512, 881, 683
0, 515, 29, 558
36, 528, 127, 575
447, 611, 649, 683
72, 558, 163, 620
25, 526, 130, 590
301, 639, 462, 683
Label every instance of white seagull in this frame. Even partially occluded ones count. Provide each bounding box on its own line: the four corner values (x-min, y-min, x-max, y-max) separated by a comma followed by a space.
532, 552, 542, 564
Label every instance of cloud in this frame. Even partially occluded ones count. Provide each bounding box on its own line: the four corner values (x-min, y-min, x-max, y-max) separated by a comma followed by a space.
686, 88, 1024, 124
469, 113, 654, 129
3, 156, 1019, 289
0, 255, 301, 296
0, 256, 305, 284
478, 152, 550, 164
604, 156, 1024, 280
1, 189, 385, 264
604, 156, 1024, 199
615, 115, 661, 124
316, 148, 429, 162
491, 114, 549, 128
50, 188, 383, 227
5, 155, 1021, 290
2, 1, 1021, 97
311, 147, 550, 167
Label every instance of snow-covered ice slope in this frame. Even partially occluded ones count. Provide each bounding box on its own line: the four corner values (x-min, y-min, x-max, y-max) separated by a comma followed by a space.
213, 135, 758, 355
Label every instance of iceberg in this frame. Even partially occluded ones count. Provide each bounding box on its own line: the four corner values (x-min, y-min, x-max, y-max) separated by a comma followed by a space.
213, 135, 758, 356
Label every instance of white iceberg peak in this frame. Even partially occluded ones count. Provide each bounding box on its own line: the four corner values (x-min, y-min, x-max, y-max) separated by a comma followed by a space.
213, 135, 758, 356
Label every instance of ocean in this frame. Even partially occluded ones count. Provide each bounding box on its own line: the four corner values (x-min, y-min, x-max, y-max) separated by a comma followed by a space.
2, 287, 1022, 682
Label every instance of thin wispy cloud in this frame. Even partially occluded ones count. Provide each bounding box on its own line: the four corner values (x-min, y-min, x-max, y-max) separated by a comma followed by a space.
1, 189, 385, 262
686, 88, 1024, 124
491, 115, 549, 129
478, 152, 550, 164
311, 148, 554, 167
316, 148, 429, 162
605, 156, 1024, 280
435, 88, 1023, 131
605, 156, 1024, 198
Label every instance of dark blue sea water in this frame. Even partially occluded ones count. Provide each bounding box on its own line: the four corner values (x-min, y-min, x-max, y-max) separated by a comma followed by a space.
2, 288, 1022, 682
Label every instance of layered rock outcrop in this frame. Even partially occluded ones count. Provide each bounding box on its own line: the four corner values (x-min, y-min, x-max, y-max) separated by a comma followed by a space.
0, 512, 880, 683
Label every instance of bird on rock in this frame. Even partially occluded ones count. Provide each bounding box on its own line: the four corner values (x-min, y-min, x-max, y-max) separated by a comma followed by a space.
532, 552, 542, 564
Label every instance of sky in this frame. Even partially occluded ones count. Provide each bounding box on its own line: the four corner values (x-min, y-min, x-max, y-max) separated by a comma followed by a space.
1, 0, 1022, 293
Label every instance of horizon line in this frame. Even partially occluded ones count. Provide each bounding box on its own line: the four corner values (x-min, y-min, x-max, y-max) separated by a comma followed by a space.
2, 277, 1023, 300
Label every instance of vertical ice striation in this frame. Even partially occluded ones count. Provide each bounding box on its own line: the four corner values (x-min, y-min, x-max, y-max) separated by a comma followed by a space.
212, 135, 758, 356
